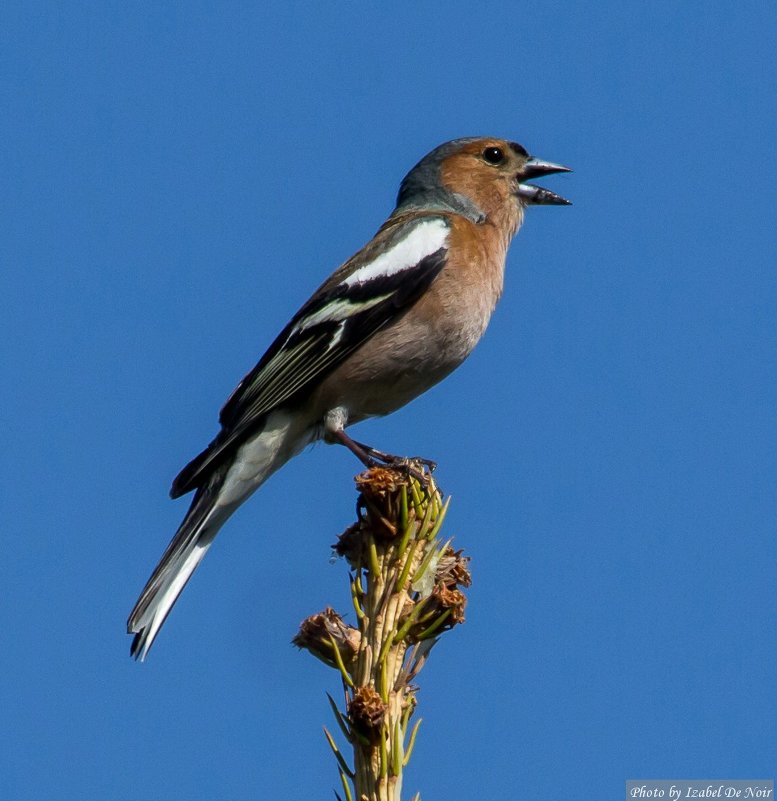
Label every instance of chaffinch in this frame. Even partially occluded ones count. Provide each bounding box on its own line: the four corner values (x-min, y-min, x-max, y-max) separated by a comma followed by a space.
128, 136, 571, 659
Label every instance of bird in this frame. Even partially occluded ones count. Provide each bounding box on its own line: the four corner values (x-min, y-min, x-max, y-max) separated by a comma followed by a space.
127, 136, 571, 659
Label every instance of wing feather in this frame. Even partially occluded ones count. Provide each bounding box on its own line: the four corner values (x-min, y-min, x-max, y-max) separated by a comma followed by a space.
170, 216, 450, 498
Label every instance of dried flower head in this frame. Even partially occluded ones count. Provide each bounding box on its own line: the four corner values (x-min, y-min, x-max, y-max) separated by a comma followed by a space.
433, 585, 467, 626
334, 522, 365, 565
293, 607, 360, 668
355, 466, 433, 542
355, 466, 405, 498
348, 685, 386, 740
402, 584, 467, 643
435, 547, 472, 589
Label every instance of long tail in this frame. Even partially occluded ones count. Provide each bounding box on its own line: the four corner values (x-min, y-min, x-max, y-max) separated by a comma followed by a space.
127, 470, 232, 660
128, 410, 310, 660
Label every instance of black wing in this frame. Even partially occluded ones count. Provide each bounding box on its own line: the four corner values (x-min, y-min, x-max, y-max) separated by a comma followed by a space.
170, 218, 449, 497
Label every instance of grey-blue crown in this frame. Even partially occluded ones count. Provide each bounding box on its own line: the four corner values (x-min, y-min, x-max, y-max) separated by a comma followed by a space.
394, 137, 488, 223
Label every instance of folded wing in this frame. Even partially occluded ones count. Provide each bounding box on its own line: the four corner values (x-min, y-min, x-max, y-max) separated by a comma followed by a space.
170, 215, 450, 498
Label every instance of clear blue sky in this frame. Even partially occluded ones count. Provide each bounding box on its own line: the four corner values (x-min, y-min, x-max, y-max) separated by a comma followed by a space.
3, 2, 776, 798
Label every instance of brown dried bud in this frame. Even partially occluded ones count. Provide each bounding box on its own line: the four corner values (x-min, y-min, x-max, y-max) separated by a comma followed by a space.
293, 607, 360, 668
334, 522, 365, 565
435, 547, 472, 589
334, 469, 407, 560
403, 584, 467, 643
355, 467, 407, 541
433, 585, 467, 626
355, 466, 405, 497
348, 685, 386, 740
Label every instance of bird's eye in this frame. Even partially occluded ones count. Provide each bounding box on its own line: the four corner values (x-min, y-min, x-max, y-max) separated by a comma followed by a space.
483, 146, 505, 165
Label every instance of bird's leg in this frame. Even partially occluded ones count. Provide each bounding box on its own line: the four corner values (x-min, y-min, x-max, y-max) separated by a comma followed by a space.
330, 428, 378, 467
329, 429, 436, 484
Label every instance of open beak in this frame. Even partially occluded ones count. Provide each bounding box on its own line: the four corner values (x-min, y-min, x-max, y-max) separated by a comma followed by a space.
516, 157, 572, 205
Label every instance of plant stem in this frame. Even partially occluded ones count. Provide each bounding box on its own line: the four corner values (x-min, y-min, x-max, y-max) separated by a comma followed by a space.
294, 465, 471, 801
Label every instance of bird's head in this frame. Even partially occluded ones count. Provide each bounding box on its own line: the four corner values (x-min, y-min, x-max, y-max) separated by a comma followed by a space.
395, 137, 571, 235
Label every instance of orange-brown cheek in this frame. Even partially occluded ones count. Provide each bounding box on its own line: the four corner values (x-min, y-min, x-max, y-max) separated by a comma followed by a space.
439, 154, 480, 198
439, 155, 509, 216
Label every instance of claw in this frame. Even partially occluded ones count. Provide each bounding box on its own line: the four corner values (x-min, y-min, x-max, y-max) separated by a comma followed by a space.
353, 444, 435, 484
410, 456, 437, 473
385, 458, 431, 486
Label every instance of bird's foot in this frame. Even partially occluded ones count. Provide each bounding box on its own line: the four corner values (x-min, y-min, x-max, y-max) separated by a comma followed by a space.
330, 429, 436, 484
351, 441, 436, 484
